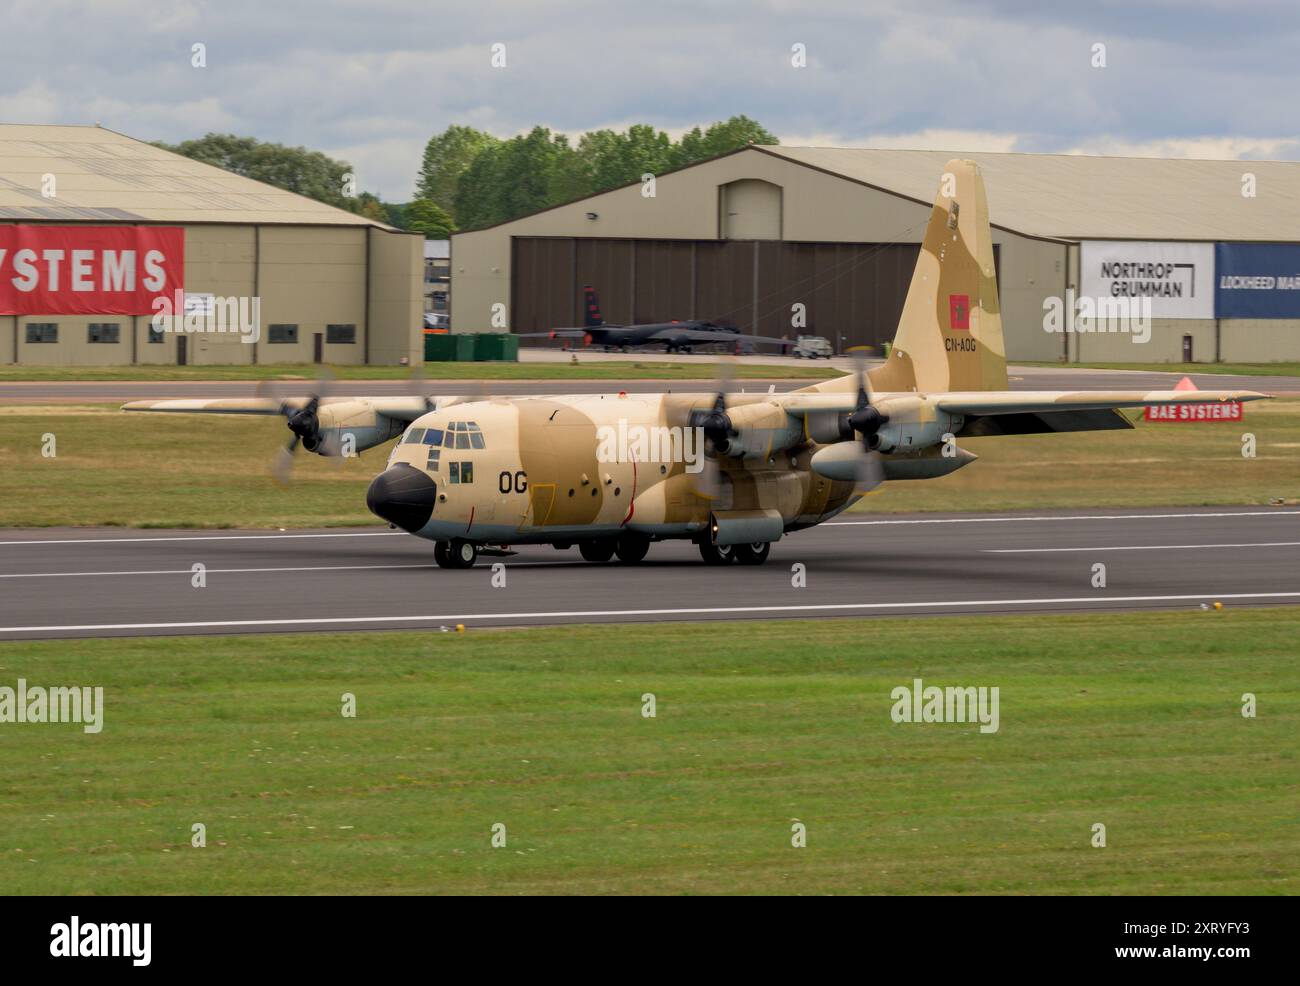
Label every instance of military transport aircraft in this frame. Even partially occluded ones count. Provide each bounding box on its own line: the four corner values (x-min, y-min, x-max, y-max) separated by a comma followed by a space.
124, 160, 1269, 569
521, 285, 791, 353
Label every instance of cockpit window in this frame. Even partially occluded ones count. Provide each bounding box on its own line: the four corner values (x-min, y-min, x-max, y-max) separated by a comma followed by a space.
455, 432, 470, 449
470, 432, 485, 449
403, 428, 426, 444
422, 428, 443, 446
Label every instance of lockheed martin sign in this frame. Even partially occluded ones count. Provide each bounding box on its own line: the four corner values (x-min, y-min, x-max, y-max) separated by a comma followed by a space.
1215, 242, 1300, 318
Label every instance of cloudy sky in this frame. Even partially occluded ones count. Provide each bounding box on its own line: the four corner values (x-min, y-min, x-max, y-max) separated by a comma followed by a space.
2, 0, 1298, 199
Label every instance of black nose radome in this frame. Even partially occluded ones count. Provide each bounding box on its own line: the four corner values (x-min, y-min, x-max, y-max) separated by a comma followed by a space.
366, 464, 437, 533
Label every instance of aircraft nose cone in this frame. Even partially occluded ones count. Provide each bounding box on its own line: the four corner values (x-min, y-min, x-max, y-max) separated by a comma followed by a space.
366, 464, 437, 533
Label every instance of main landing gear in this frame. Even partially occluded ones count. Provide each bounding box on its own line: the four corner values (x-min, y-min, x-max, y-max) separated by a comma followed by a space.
578, 534, 650, 564
434, 538, 478, 569
698, 539, 771, 566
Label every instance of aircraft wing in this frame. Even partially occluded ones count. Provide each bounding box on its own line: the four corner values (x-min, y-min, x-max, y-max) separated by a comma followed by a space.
517, 329, 588, 338
121, 396, 435, 422
935, 389, 1270, 416
651, 327, 792, 348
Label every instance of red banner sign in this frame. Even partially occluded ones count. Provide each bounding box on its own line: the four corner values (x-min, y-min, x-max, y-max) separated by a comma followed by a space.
0, 225, 184, 315
1144, 402, 1243, 422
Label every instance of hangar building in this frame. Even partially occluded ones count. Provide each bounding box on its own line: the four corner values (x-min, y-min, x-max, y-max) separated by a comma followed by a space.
0, 124, 423, 367
451, 145, 1300, 364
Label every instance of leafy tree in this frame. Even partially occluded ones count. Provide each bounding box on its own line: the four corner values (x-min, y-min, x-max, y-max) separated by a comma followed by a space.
416, 125, 500, 221
404, 198, 455, 238
672, 115, 778, 167
580, 124, 674, 194
156, 133, 358, 208
455, 127, 582, 228
445, 116, 779, 230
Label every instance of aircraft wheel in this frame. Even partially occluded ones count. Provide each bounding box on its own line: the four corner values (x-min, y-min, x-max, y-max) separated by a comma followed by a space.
733, 541, 771, 565
579, 540, 616, 563
698, 540, 736, 565
614, 534, 650, 564
439, 538, 477, 569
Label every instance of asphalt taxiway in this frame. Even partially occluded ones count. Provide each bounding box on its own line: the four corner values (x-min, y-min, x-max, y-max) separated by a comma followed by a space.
0, 506, 1296, 640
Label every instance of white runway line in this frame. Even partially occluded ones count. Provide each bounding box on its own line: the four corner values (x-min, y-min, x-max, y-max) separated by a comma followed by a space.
0, 531, 405, 547
989, 541, 1300, 553
0, 563, 441, 580
2, 590, 1299, 634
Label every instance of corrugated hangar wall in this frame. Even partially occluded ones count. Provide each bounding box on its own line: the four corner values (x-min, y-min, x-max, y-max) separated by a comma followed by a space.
512, 237, 995, 351
452, 147, 1065, 361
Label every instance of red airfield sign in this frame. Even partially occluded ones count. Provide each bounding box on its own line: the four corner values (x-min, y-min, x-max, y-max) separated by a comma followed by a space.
0, 225, 185, 315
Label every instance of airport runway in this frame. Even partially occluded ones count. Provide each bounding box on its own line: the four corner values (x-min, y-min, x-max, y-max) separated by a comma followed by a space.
1, 506, 1297, 640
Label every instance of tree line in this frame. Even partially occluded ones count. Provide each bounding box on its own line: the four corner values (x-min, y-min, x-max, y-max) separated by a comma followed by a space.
156, 116, 777, 238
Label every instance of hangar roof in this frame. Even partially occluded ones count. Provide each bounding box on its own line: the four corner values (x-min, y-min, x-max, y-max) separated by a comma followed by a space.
0, 123, 390, 227
761, 145, 1300, 242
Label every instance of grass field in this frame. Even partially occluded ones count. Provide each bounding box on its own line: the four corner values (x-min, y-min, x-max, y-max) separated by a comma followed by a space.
1017, 361, 1300, 379
0, 360, 836, 382
0, 399, 1295, 527
0, 611, 1294, 895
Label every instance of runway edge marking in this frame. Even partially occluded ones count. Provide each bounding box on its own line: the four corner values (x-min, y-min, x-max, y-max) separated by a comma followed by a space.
3, 591, 1300, 634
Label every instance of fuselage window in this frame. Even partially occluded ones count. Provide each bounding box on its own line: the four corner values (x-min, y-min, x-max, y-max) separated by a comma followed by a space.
449, 462, 459, 483
461, 461, 474, 484
426, 448, 440, 471
404, 428, 426, 444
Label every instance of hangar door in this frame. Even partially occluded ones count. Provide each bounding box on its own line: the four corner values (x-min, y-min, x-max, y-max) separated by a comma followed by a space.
511, 237, 998, 350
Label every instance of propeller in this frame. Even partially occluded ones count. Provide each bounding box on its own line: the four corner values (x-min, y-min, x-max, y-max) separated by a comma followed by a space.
687, 359, 737, 500
845, 348, 887, 494
262, 370, 340, 487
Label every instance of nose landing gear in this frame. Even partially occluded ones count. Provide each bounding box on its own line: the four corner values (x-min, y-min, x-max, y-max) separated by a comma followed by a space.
434, 538, 478, 569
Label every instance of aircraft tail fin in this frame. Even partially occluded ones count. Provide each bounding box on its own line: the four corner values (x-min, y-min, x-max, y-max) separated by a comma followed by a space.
582, 285, 604, 328
869, 159, 1008, 394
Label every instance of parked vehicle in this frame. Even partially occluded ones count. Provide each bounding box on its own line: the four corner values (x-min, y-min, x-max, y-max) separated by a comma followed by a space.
792, 335, 834, 359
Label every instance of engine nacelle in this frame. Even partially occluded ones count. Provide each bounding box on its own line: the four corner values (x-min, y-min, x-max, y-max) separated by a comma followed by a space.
870, 399, 964, 452
309, 401, 406, 456
716, 401, 805, 459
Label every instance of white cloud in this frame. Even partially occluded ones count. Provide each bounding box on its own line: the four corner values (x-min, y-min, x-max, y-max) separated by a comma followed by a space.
0, 2, 1298, 199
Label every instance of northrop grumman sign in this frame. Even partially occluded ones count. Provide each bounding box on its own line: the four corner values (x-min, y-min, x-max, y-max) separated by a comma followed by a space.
1080, 241, 1215, 319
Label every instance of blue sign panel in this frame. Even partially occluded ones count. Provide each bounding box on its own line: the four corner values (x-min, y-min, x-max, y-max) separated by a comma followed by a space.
1215, 242, 1300, 318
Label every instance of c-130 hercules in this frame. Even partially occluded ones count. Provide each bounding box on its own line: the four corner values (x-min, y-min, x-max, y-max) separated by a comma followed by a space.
126, 160, 1268, 569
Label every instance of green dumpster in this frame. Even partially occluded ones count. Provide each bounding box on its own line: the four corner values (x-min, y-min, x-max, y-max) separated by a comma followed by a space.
473, 333, 520, 361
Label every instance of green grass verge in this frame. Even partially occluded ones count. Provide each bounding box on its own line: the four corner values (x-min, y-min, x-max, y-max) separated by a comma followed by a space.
0, 361, 836, 382
1016, 361, 1300, 379
1, 400, 1295, 527
0, 611, 1294, 895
